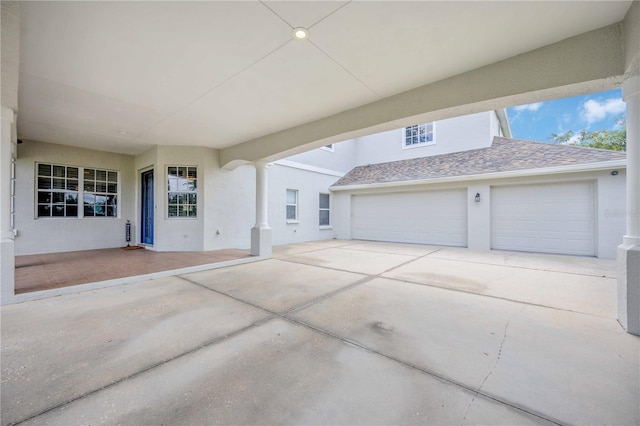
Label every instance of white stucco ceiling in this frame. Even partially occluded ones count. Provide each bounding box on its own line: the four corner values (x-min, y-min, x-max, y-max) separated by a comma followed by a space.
16, 1, 633, 155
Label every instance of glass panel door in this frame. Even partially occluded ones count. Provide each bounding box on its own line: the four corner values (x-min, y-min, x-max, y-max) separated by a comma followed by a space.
141, 170, 154, 245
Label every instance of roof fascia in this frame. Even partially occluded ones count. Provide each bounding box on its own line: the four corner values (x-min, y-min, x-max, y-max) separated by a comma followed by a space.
495, 109, 513, 138
331, 159, 627, 192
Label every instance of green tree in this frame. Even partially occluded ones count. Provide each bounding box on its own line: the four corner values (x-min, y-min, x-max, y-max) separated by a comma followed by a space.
549, 119, 626, 151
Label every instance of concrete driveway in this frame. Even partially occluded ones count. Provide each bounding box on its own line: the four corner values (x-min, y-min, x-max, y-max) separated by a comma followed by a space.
2, 240, 638, 425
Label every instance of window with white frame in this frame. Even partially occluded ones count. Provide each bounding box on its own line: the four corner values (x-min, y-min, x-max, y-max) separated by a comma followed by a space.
37, 163, 79, 218
319, 193, 330, 226
167, 166, 197, 218
36, 163, 118, 218
286, 189, 298, 221
83, 168, 118, 217
404, 122, 434, 147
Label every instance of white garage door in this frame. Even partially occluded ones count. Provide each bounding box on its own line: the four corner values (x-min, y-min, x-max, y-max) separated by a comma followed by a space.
491, 182, 595, 256
351, 189, 468, 247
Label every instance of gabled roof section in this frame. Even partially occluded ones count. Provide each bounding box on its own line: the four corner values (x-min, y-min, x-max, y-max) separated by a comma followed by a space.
332, 137, 626, 187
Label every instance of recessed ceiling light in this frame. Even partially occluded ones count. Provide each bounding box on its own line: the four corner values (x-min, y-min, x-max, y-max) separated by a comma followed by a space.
293, 27, 309, 40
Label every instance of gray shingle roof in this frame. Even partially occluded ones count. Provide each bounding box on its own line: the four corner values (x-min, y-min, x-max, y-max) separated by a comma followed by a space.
332, 137, 626, 187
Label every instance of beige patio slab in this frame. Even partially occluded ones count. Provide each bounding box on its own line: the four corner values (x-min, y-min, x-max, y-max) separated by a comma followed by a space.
19, 318, 551, 426
181, 259, 365, 313
284, 247, 418, 275
0, 277, 270, 426
382, 256, 617, 318
430, 247, 618, 278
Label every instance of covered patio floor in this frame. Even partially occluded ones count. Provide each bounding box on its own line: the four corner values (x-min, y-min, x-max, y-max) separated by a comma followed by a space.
14, 247, 251, 294
1, 240, 638, 425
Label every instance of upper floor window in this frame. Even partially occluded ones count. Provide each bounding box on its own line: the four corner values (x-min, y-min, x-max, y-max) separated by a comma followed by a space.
36, 163, 118, 218
286, 189, 298, 222
404, 123, 435, 148
167, 166, 197, 218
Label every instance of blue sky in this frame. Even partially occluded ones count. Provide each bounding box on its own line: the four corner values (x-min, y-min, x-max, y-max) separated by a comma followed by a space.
507, 89, 626, 143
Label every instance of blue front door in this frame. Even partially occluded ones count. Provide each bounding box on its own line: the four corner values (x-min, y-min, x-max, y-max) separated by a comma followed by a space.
141, 170, 154, 245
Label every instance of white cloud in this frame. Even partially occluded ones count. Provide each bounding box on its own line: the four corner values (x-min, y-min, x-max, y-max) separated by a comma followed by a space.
581, 98, 625, 124
568, 133, 582, 145
513, 102, 544, 112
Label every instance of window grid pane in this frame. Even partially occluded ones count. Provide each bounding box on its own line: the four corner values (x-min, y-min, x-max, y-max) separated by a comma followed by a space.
38, 164, 51, 177
286, 206, 297, 221
286, 189, 298, 221
319, 194, 330, 209
286, 190, 297, 204
36, 163, 80, 218
167, 166, 197, 218
319, 193, 330, 226
319, 210, 330, 226
405, 123, 433, 146
83, 167, 118, 217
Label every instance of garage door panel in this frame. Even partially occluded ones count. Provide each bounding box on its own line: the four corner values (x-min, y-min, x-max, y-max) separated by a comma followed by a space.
491, 182, 595, 256
352, 189, 467, 247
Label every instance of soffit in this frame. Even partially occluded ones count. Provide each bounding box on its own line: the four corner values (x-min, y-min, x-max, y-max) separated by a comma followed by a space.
16, 1, 632, 155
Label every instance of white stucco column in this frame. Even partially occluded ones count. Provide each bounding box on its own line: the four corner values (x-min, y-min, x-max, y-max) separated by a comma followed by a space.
250, 161, 272, 257
0, 106, 16, 305
618, 75, 640, 335
467, 184, 491, 250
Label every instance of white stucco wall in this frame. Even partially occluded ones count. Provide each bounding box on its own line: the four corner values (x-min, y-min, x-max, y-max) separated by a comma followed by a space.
467, 183, 491, 250
203, 157, 255, 251
149, 146, 208, 251
353, 112, 492, 166
284, 111, 496, 174
15, 140, 135, 255
15, 115, 624, 259
332, 168, 626, 259
331, 191, 352, 241
269, 163, 341, 246
133, 146, 256, 252
285, 139, 357, 173
597, 169, 628, 258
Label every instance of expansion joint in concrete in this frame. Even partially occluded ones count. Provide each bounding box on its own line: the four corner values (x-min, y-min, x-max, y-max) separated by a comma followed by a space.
278, 246, 443, 278
8, 317, 272, 426
386, 274, 614, 320
176, 265, 562, 426
426, 256, 617, 279
283, 275, 378, 315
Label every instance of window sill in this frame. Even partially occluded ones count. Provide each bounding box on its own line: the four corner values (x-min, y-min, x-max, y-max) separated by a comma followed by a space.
35, 216, 119, 220
286, 220, 299, 224
320, 226, 332, 230
402, 141, 436, 150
